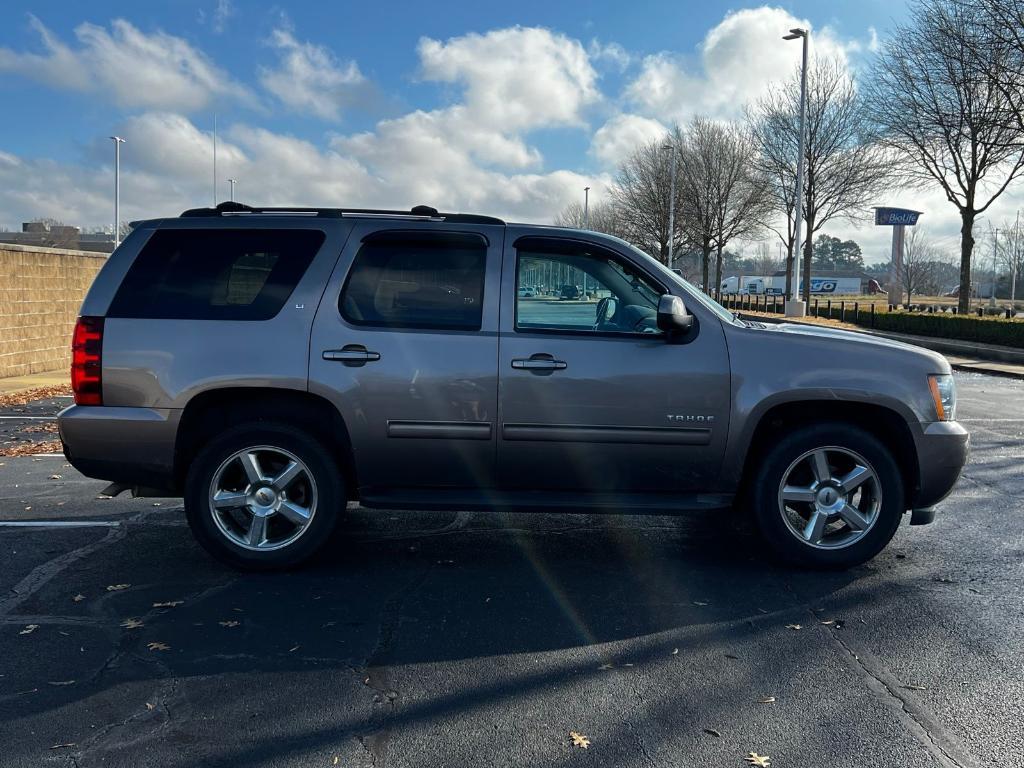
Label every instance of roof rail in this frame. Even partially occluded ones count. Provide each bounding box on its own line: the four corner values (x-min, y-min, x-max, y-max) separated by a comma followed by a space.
179, 201, 504, 225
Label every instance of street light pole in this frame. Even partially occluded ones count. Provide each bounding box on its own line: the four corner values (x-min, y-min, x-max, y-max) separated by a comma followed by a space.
991, 226, 1001, 306
228, 178, 237, 202
109, 136, 126, 249
583, 186, 590, 229
662, 141, 677, 270
783, 27, 809, 317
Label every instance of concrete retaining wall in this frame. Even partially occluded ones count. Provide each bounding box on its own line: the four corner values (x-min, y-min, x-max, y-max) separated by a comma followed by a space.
0, 244, 106, 378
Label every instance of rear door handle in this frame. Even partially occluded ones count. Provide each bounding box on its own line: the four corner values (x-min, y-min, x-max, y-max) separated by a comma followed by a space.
323, 345, 381, 366
511, 354, 567, 372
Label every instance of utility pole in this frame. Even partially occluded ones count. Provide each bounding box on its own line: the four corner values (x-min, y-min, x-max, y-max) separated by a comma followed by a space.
212, 113, 218, 207
662, 141, 677, 270
228, 178, 237, 202
783, 27, 809, 317
109, 136, 126, 249
991, 226, 1000, 306
583, 186, 590, 229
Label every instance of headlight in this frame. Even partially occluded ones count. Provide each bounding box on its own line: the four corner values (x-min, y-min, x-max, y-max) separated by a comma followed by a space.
928, 374, 956, 421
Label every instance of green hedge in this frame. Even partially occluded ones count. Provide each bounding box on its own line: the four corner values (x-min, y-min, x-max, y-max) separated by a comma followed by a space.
855, 311, 1024, 349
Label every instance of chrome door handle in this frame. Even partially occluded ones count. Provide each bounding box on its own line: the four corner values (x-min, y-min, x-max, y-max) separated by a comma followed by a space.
511, 356, 567, 371
323, 345, 381, 366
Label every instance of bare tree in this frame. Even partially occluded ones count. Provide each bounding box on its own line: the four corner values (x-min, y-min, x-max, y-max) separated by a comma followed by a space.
611, 135, 686, 264
676, 118, 771, 296
996, 213, 1024, 302
553, 200, 629, 239
866, 0, 1024, 312
751, 241, 782, 277
973, 0, 1024, 133
900, 228, 950, 299
749, 57, 891, 303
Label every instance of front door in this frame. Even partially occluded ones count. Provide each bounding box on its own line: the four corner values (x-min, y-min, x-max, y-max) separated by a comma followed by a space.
309, 222, 503, 497
497, 234, 731, 496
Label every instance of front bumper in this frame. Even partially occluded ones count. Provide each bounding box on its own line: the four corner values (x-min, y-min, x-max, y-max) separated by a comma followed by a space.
58, 405, 181, 493
912, 420, 970, 509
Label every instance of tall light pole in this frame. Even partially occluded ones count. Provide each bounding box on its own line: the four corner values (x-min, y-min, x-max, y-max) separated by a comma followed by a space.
583, 186, 590, 229
783, 27, 809, 317
991, 226, 1001, 306
662, 141, 677, 270
109, 136, 126, 249
228, 178, 237, 202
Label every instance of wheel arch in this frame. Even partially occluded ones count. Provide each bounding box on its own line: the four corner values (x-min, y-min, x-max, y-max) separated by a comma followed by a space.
734, 399, 919, 511
174, 387, 357, 497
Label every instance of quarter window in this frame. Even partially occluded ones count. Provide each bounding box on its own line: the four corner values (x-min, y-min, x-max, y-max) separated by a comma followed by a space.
339, 232, 487, 330
108, 229, 323, 320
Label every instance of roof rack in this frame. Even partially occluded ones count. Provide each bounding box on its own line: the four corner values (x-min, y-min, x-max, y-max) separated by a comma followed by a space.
179, 201, 505, 226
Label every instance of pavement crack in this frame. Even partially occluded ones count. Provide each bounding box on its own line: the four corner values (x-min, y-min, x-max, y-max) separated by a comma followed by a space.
622, 717, 658, 768
823, 625, 980, 768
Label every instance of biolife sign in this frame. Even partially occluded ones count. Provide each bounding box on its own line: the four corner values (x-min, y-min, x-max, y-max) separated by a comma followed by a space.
874, 207, 922, 305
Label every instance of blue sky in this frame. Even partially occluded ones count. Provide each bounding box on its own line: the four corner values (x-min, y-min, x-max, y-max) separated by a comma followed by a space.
9, 0, 1004, 261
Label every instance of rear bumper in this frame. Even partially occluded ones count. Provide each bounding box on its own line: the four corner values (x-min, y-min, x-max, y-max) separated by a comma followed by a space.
911, 420, 969, 509
58, 405, 181, 493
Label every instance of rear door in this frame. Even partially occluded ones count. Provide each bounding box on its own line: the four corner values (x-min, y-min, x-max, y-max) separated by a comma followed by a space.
496, 232, 731, 497
308, 221, 503, 497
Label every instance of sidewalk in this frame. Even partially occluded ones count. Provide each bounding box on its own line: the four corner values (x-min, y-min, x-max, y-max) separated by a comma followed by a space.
740, 312, 1024, 379
0, 370, 69, 395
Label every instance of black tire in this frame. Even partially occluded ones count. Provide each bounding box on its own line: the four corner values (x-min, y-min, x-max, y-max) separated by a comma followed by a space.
751, 422, 905, 569
184, 422, 345, 571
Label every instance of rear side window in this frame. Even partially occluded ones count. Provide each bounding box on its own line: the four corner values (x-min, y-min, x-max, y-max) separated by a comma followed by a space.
108, 229, 325, 320
339, 232, 487, 330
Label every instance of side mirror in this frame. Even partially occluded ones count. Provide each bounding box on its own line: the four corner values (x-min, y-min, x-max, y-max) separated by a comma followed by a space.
657, 294, 693, 333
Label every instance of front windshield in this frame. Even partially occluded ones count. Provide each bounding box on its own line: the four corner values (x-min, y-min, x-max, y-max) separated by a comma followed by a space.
617, 240, 739, 325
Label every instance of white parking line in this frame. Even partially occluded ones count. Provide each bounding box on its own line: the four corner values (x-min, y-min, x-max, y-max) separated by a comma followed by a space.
0, 520, 121, 528
0, 415, 56, 420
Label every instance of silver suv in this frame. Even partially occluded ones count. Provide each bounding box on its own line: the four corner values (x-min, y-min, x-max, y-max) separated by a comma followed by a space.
58, 203, 969, 570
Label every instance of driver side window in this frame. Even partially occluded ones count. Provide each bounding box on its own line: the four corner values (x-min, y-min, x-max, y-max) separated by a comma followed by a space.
514, 248, 664, 335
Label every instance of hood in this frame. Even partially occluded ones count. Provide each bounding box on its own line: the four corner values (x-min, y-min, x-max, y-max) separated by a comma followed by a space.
761, 321, 951, 369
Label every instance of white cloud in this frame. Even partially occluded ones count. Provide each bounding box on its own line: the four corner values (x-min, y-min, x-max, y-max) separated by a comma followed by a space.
418, 26, 599, 130
590, 113, 668, 169
0, 16, 252, 111
259, 28, 366, 121
624, 6, 857, 124
588, 39, 632, 70
213, 0, 234, 34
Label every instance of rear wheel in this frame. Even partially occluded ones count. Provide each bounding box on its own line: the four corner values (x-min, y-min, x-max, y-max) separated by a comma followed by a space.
751, 423, 904, 568
185, 423, 344, 570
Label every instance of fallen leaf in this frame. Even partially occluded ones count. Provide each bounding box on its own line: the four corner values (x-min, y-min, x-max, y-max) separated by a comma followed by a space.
693, 600, 709, 606
49, 474, 62, 480
49, 743, 76, 750
145, 703, 156, 711
96, 494, 112, 499
785, 624, 802, 631
598, 663, 614, 671
219, 620, 240, 628
820, 619, 836, 625
19, 624, 39, 635
745, 752, 771, 767
72, 594, 86, 602
333, 758, 340, 766
152, 502, 162, 507
147, 642, 170, 651
758, 696, 776, 704
289, 644, 300, 652
703, 728, 721, 738
106, 584, 130, 592
569, 731, 590, 749
152, 600, 183, 608
48, 680, 76, 686
902, 684, 928, 691
724, 654, 739, 660
672, 648, 679, 655
120, 618, 144, 629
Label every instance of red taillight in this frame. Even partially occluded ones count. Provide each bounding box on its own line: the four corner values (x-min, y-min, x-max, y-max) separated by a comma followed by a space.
71, 316, 103, 406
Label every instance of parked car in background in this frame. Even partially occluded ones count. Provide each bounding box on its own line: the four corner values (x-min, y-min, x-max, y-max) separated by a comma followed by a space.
59, 202, 969, 571
559, 284, 582, 300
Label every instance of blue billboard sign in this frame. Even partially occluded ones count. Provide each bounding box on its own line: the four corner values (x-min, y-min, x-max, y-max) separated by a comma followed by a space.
874, 207, 922, 226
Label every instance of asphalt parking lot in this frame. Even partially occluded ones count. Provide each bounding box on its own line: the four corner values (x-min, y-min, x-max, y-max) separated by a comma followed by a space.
1, 372, 1021, 767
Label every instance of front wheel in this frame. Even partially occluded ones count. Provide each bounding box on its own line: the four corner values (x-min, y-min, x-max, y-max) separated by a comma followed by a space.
751, 423, 905, 568
185, 423, 344, 571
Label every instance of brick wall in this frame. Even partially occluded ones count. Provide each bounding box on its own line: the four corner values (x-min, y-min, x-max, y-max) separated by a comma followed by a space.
0, 244, 107, 377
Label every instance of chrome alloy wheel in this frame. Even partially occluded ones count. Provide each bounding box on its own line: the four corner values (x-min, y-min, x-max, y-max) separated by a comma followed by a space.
208, 445, 318, 552
777, 446, 882, 550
